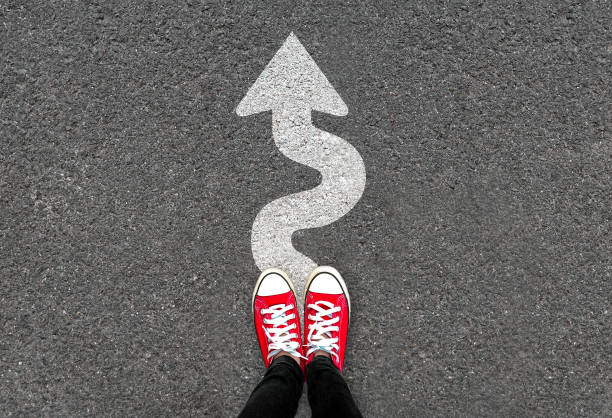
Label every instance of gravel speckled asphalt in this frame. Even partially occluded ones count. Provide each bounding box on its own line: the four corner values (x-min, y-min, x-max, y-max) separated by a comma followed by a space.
1, 1, 611, 416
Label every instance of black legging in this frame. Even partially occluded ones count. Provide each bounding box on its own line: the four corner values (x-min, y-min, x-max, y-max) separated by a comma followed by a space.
238, 356, 363, 418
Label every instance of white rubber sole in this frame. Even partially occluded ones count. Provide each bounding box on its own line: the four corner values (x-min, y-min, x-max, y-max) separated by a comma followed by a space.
304, 266, 351, 320
251, 267, 297, 314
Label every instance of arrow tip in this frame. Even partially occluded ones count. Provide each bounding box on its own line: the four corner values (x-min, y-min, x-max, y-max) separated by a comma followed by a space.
236, 33, 348, 117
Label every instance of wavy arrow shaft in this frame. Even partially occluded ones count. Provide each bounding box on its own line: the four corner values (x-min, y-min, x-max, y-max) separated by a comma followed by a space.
251, 106, 366, 289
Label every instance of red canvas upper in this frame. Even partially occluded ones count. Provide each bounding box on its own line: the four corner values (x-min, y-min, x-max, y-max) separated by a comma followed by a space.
304, 290, 350, 372
253, 290, 303, 370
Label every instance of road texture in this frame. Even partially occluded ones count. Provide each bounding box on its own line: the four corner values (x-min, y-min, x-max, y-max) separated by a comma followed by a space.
1, 1, 610, 416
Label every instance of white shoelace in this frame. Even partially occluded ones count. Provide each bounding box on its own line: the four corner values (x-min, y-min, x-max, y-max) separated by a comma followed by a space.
262, 304, 302, 361
305, 300, 341, 362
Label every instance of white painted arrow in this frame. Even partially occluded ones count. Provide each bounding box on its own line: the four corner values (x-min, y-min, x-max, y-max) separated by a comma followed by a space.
237, 32, 366, 293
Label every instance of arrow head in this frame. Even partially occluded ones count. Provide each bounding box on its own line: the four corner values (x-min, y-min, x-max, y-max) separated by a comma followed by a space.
236, 33, 348, 117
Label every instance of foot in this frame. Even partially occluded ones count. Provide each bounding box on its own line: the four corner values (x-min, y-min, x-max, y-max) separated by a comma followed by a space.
252, 268, 304, 369
304, 266, 351, 372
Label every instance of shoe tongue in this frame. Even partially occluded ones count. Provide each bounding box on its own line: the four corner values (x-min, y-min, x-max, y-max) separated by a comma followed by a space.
314, 303, 335, 339
316, 300, 335, 315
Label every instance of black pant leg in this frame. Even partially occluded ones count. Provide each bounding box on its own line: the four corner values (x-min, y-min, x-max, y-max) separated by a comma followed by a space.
306, 357, 363, 418
238, 356, 304, 418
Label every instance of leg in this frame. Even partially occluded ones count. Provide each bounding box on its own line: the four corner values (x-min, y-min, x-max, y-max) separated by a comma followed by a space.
303, 266, 363, 418
238, 356, 304, 418
239, 269, 306, 418
306, 356, 362, 418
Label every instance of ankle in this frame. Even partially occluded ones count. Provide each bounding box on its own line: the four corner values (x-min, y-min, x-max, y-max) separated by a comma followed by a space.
313, 350, 332, 359
274, 351, 301, 366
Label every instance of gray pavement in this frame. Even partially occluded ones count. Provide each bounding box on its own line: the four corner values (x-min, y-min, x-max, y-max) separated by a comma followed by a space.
1, 1, 611, 416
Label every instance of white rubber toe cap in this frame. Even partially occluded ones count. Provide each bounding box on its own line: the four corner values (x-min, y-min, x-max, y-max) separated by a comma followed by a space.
257, 273, 291, 296
308, 273, 343, 294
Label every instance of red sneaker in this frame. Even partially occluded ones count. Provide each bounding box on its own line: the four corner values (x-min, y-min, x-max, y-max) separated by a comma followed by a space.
304, 266, 351, 372
252, 268, 304, 369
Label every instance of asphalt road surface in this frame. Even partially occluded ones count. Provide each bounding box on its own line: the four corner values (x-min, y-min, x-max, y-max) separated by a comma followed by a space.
1, 1, 611, 416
